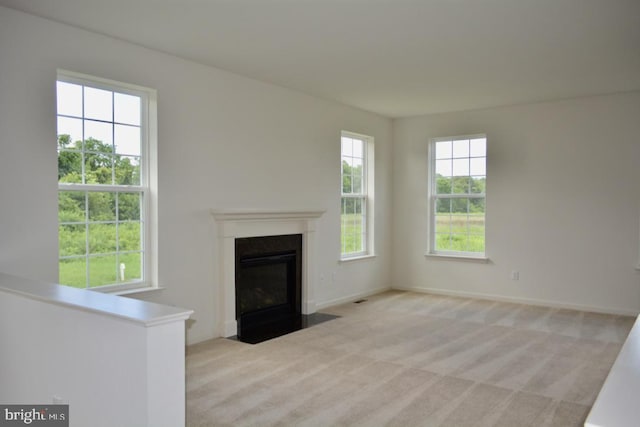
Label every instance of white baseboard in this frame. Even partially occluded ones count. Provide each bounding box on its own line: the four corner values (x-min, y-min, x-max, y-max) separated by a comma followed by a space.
316, 286, 391, 310
393, 285, 639, 317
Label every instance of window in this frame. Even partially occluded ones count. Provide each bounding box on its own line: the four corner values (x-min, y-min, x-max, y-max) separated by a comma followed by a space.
429, 135, 486, 257
341, 131, 374, 258
56, 71, 157, 291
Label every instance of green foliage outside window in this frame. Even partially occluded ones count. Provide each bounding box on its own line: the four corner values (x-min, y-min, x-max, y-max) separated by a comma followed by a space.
58, 134, 143, 288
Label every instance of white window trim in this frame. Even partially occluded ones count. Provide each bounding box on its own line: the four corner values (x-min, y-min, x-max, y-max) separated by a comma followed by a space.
340, 131, 375, 260
428, 133, 486, 260
57, 70, 158, 292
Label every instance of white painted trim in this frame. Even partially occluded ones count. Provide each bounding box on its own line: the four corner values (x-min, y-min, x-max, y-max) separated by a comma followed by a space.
425, 253, 489, 263
393, 285, 640, 317
315, 286, 391, 310
339, 254, 377, 263
211, 209, 325, 337
0, 272, 193, 327
211, 208, 325, 222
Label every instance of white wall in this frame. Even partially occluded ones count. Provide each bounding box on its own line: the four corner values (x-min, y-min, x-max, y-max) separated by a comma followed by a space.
0, 7, 393, 344
393, 92, 640, 314
0, 288, 188, 427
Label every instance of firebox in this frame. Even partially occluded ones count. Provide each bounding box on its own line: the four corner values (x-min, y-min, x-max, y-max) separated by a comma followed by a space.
235, 234, 302, 343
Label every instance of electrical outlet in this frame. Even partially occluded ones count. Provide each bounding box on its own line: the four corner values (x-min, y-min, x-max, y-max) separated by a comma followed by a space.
510, 271, 520, 280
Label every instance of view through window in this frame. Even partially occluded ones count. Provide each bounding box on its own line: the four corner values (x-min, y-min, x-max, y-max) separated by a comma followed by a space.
57, 72, 152, 289
430, 135, 486, 256
341, 132, 372, 258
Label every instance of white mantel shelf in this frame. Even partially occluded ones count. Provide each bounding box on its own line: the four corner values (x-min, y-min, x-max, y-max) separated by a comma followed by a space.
211, 208, 326, 221
0, 272, 193, 327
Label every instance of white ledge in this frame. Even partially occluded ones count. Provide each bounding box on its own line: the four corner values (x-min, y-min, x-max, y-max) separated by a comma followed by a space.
425, 253, 489, 263
0, 272, 193, 327
211, 208, 326, 221
339, 254, 377, 263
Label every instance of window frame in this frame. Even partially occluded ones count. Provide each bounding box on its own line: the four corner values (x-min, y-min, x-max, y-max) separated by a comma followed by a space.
340, 131, 374, 260
56, 70, 158, 293
428, 134, 487, 259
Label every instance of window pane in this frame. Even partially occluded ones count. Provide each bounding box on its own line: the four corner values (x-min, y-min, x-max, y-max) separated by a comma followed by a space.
88, 192, 116, 221
59, 258, 87, 288
448, 234, 468, 252
85, 154, 114, 184
89, 254, 117, 287
469, 213, 485, 235
470, 138, 486, 157
119, 252, 142, 283
114, 93, 141, 126
59, 224, 86, 257
470, 198, 485, 215
118, 221, 141, 251
89, 223, 116, 253
115, 156, 141, 185
57, 81, 83, 117
452, 139, 469, 158
57, 116, 83, 147
341, 196, 365, 254
471, 176, 486, 194
435, 214, 451, 233
435, 198, 451, 214
84, 120, 113, 147
342, 157, 353, 193
352, 139, 364, 158
452, 158, 469, 176
451, 214, 468, 233
84, 87, 112, 121
114, 124, 141, 156
452, 176, 470, 194
341, 137, 353, 157
435, 233, 452, 251
118, 192, 141, 221
58, 150, 82, 183
436, 176, 451, 194
436, 159, 452, 177
468, 234, 485, 253
58, 191, 86, 222
435, 141, 451, 159
352, 174, 362, 194
452, 198, 469, 214
470, 157, 486, 176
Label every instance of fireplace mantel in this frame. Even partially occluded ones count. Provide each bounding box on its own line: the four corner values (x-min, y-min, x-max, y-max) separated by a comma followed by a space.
211, 208, 325, 337
211, 208, 326, 222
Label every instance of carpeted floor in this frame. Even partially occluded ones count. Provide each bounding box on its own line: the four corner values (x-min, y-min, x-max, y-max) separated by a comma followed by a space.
186, 290, 634, 427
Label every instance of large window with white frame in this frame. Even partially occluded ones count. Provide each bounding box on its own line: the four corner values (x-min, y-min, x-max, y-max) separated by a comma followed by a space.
56, 71, 156, 291
341, 131, 374, 258
429, 135, 486, 257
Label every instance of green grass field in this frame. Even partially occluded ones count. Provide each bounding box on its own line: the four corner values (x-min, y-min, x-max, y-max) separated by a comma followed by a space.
341, 213, 364, 254
435, 213, 485, 252
60, 252, 142, 288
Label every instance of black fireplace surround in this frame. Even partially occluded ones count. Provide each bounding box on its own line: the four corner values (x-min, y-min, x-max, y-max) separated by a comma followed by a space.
235, 234, 302, 343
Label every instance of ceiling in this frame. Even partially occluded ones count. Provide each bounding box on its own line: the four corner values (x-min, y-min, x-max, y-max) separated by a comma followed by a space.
1, 0, 639, 118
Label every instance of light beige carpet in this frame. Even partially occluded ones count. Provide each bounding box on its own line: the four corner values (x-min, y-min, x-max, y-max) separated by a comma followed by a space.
186, 291, 634, 427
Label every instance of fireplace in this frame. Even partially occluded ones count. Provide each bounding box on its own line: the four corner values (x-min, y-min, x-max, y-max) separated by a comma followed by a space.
235, 234, 302, 342
211, 209, 326, 339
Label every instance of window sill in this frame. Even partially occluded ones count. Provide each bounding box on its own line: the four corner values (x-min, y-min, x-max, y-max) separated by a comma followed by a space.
339, 254, 377, 263
92, 286, 165, 296
425, 253, 489, 263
